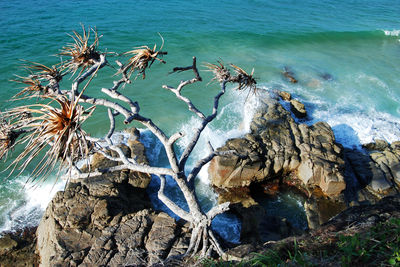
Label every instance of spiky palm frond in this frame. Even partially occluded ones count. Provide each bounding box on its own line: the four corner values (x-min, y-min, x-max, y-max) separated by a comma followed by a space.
11, 76, 46, 98
204, 60, 231, 83
23, 61, 63, 83
122, 35, 166, 79
4, 96, 95, 183
230, 64, 257, 94
11, 61, 63, 99
60, 26, 100, 77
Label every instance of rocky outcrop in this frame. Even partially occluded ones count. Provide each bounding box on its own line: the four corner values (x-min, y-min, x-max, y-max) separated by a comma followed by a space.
0, 227, 39, 267
36, 129, 189, 266
31, 96, 400, 265
208, 90, 400, 232
209, 92, 345, 199
223, 195, 400, 265
290, 99, 307, 118
345, 140, 400, 203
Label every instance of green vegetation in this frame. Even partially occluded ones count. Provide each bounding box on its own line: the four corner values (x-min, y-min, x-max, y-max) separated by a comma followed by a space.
336, 218, 400, 266
203, 218, 400, 267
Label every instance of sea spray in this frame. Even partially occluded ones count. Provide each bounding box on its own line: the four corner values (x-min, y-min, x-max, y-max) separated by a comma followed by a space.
144, 89, 261, 243
0, 176, 65, 234
262, 67, 400, 150
383, 29, 400, 36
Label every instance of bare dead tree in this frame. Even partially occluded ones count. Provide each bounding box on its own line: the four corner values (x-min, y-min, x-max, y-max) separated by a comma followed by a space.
0, 26, 257, 259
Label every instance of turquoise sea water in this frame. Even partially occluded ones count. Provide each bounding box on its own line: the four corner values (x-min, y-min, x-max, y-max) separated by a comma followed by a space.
1, 0, 400, 237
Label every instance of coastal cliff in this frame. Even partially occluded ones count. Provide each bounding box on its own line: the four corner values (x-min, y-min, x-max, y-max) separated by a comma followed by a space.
1, 92, 399, 266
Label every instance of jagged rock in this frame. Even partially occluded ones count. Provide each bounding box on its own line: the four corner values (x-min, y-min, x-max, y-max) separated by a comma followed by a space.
278, 90, 291, 101
146, 212, 178, 266
345, 141, 400, 201
296, 121, 345, 196
36, 176, 153, 266
209, 93, 345, 199
290, 99, 307, 118
0, 235, 18, 254
208, 92, 349, 233
167, 223, 191, 259
36, 129, 179, 267
362, 139, 389, 151
0, 227, 39, 267
304, 191, 346, 229
82, 210, 154, 267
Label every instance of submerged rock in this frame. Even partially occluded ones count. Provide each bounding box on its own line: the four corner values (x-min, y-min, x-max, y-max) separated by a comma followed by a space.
282, 67, 298, 83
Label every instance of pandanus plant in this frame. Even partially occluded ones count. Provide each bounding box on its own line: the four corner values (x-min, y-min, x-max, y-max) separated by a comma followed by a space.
11, 61, 63, 98
1, 26, 258, 261
2, 95, 94, 183
59, 25, 100, 77
121, 34, 167, 79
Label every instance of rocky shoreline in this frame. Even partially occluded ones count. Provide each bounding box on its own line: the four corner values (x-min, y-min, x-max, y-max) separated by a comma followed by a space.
1, 91, 399, 266
209, 90, 399, 239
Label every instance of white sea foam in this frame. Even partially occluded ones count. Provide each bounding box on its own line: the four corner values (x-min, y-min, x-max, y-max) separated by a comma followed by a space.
262, 74, 400, 150
176, 89, 260, 185
0, 176, 65, 234
309, 102, 400, 149
383, 29, 400, 36
325, 112, 400, 147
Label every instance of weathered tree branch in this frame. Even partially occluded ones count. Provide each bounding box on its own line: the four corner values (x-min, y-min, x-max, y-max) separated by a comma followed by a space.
179, 81, 228, 171
2, 28, 242, 259
71, 54, 107, 97
206, 202, 230, 220
106, 108, 115, 142
158, 175, 192, 221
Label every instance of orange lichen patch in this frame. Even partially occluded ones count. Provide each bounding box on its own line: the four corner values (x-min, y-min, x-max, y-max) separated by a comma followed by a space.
263, 183, 281, 196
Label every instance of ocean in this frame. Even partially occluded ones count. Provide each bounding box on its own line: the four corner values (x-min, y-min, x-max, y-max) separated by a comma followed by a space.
0, 0, 399, 238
